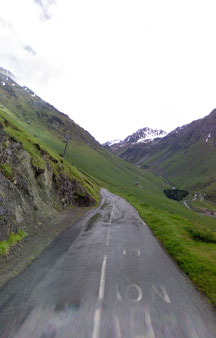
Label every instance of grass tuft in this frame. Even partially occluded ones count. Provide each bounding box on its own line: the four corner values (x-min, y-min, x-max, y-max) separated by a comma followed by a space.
0, 230, 27, 256
187, 225, 216, 244
0, 163, 12, 178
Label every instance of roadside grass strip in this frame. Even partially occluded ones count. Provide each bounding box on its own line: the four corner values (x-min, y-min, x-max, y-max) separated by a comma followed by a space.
124, 196, 216, 308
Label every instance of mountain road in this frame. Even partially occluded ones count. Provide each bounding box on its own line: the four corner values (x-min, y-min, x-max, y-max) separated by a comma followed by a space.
0, 189, 216, 337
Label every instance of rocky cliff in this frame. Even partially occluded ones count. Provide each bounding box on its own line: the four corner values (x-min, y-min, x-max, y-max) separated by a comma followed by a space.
0, 119, 97, 244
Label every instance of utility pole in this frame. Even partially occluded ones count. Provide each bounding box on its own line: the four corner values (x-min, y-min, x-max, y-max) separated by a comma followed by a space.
62, 136, 72, 158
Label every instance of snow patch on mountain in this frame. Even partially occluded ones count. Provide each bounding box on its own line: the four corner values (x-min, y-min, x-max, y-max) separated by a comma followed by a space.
103, 139, 122, 147
124, 127, 167, 144
104, 127, 167, 148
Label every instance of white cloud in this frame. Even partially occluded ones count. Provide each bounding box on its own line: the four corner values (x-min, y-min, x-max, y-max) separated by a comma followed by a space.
0, 0, 216, 142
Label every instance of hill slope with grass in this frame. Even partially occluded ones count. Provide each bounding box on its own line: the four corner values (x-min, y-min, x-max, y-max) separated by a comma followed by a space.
139, 110, 216, 203
1, 69, 216, 307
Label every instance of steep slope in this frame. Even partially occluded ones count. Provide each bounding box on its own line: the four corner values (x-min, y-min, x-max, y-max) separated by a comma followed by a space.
0, 69, 100, 251
0, 111, 98, 245
139, 110, 216, 202
1, 68, 216, 306
0, 70, 99, 150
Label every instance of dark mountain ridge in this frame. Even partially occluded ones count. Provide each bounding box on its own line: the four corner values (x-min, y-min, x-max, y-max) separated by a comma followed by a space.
114, 109, 216, 202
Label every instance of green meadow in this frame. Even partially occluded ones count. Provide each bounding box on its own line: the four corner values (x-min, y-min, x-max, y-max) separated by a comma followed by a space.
1, 105, 216, 307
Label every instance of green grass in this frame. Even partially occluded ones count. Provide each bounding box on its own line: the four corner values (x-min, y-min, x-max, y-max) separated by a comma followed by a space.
141, 137, 216, 203
124, 196, 216, 306
1, 95, 216, 307
187, 224, 216, 243
0, 230, 27, 255
0, 112, 100, 205
0, 163, 12, 178
190, 198, 216, 213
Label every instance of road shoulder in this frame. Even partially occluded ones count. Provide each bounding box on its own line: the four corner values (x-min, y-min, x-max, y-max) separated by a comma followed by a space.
0, 206, 98, 288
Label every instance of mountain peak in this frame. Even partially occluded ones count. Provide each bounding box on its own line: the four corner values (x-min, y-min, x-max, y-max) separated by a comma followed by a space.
104, 127, 167, 148
124, 127, 167, 144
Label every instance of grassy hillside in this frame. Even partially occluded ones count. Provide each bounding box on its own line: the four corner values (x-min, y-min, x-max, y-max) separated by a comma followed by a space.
1, 74, 216, 307
140, 111, 216, 204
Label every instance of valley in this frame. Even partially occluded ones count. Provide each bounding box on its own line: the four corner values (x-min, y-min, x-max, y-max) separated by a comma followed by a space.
0, 68, 216, 336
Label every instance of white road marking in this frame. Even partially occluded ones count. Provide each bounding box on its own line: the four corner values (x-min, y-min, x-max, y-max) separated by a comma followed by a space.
116, 284, 122, 301
115, 316, 122, 338
106, 229, 110, 246
98, 255, 107, 301
123, 249, 126, 255
92, 308, 101, 338
152, 285, 171, 304
161, 286, 171, 303
144, 308, 156, 338
126, 284, 143, 302
133, 248, 141, 256
92, 255, 107, 338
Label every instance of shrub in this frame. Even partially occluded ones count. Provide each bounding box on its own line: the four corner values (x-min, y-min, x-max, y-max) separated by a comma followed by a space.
164, 189, 189, 201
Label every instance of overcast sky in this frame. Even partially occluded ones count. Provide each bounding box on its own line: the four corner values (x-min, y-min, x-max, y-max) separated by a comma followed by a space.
1, 0, 216, 143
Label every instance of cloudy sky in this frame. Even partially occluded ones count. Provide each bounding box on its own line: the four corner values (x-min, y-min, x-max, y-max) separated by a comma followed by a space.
1, 0, 216, 143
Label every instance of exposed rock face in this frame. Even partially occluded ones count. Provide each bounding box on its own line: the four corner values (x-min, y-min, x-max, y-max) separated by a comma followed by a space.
54, 175, 95, 207
0, 129, 95, 241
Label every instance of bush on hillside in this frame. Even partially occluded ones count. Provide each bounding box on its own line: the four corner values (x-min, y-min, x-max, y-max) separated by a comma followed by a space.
164, 189, 189, 201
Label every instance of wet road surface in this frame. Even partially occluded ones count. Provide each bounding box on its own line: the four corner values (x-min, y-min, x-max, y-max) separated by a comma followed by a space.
0, 189, 216, 337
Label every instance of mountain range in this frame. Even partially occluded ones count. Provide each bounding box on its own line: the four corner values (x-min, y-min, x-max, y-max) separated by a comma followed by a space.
103, 127, 167, 163
1, 67, 216, 306
104, 111, 216, 203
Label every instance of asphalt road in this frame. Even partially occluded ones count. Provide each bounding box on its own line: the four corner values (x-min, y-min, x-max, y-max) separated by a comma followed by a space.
0, 189, 216, 337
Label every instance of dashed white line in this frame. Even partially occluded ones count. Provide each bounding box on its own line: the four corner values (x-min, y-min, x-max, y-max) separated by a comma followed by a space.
98, 255, 107, 301
92, 308, 101, 338
92, 255, 107, 338
115, 316, 122, 338
133, 248, 141, 256
123, 249, 126, 255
